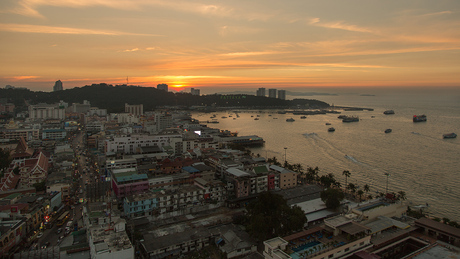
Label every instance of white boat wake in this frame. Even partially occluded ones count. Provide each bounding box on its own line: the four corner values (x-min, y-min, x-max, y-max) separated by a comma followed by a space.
303, 132, 317, 137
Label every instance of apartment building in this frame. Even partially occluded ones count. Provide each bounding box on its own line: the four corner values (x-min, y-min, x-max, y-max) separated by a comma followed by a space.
104, 133, 181, 154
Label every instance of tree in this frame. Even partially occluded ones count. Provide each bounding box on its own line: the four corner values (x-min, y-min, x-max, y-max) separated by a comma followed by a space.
269, 156, 282, 166
244, 192, 307, 240
33, 181, 46, 192
364, 184, 370, 194
397, 191, 407, 203
0, 148, 12, 176
342, 170, 351, 188
320, 188, 345, 210
347, 183, 357, 194
357, 190, 364, 202
306, 166, 319, 183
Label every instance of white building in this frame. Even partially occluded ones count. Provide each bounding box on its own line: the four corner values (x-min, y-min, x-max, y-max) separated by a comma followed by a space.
256, 87, 266, 97
28, 103, 65, 120
191, 88, 200, 96
104, 133, 181, 154
278, 90, 286, 100
117, 113, 140, 124
157, 83, 168, 92
87, 108, 107, 117
124, 103, 143, 116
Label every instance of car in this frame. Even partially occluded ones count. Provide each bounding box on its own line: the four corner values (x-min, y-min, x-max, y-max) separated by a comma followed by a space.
37, 232, 43, 238
41, 242, 50, 249
56, 228, 62, 234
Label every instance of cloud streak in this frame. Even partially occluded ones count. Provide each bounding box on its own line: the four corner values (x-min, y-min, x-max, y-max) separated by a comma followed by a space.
0, 23, 161, 36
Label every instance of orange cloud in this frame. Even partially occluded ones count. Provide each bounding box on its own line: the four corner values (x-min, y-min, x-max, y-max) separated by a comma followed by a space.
0, 23, 161, 36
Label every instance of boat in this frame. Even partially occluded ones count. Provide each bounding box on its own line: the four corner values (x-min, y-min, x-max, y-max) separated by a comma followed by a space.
325, 123, 331, 125
385, 129, 392, 133
443, 133, 457, 139
300, 116, 307, 119
221, 116, 227, 119
342, 116, 359, 122
254, 118, 259, 120
286, 118, 295, 122
413, 115, 427, 122
338, 115, 347, 119
328, 127, 335, 132
384, 110, 395, 115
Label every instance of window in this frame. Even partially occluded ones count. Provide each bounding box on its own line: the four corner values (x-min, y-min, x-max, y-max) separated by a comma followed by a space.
329, 254, 334, 258
345, 248, 349, 252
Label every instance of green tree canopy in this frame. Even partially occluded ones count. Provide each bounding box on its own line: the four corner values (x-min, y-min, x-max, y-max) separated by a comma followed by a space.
0, 148, 12, 172
320, 188, 345, 210
244, 192, 307, 240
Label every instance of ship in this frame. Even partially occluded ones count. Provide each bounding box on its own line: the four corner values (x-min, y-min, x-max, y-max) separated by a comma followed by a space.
286, 118, 295, 122
342, 116, 359, 122
384, 110, 395, 115
413, 115, 427, 122
443, 133, 457, 139
328, 127, 335, 132
300, 116, 307, 119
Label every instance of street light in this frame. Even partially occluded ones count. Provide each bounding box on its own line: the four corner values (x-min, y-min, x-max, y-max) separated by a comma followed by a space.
284, 147, 288, 164
384, 173, 390, 194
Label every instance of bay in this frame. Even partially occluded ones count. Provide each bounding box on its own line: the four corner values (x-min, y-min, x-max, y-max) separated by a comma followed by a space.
192, 88, 460, 222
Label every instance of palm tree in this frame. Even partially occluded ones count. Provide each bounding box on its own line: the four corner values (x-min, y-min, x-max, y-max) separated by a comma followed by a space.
347, 183, 357, 194
364, 184, 370, 194
357, 190, 364, 202
306, 166, 319, 183
334, 181, 342, 189
397, 191, 407, 203
342, 170, 351, 189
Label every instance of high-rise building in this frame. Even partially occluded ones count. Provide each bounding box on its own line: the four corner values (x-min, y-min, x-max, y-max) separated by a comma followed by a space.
53, 80, 63, 92
157, 84, 168, 92
256, 88, 266, 97
125, 103, 144, 116
268, 89, 277, 98
278, 90, 286, 100
191, 88, 200, 96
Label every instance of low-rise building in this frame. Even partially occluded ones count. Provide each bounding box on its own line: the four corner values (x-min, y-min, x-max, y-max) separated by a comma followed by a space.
264, 215, 373, 259
111, 168, 149, 199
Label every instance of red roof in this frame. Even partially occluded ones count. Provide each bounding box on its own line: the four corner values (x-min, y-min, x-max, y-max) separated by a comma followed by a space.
0, 203, 29, 212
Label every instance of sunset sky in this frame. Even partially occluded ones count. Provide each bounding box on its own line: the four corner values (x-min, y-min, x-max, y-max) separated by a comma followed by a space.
1, 0, 460, 93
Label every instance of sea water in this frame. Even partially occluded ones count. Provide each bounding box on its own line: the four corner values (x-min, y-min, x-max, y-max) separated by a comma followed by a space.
192, 88, 460, 221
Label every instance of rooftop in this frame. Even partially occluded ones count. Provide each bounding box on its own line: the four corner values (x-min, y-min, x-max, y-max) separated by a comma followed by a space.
415, 217, 460, 238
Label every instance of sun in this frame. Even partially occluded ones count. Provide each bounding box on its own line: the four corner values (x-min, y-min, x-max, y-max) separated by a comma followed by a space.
170, 82, 187, 92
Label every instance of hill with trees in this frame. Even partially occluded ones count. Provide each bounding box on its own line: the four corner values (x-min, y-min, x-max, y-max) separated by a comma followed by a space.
0, 84, 330, 113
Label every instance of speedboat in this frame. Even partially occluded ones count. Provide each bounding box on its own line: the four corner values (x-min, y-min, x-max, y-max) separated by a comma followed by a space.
385, 129, 392, 133
413, 115, 427, 122
443, 133, 457, 139
384, 110, 395, 115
